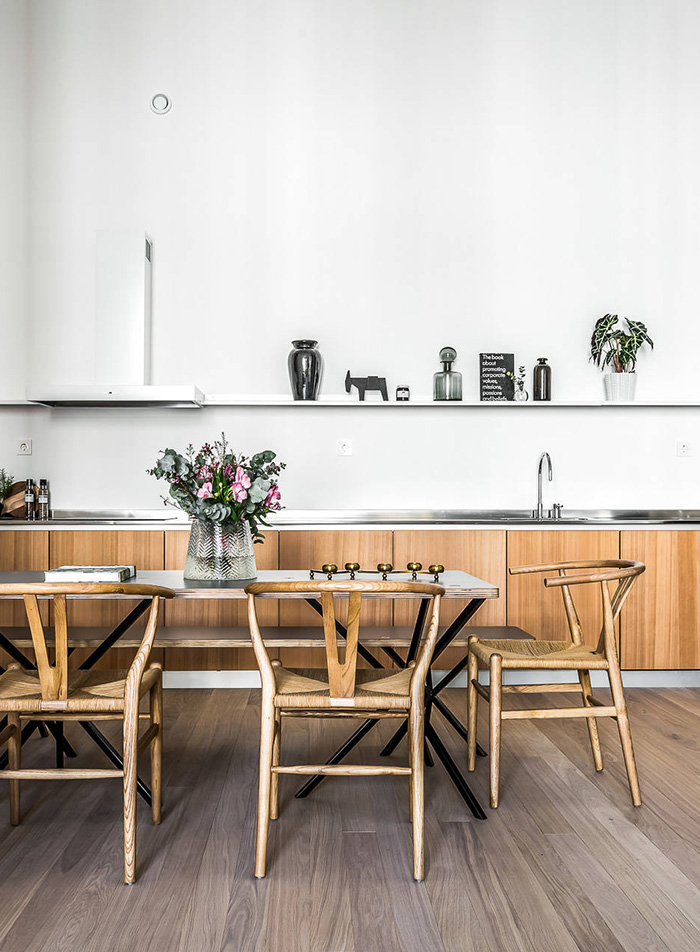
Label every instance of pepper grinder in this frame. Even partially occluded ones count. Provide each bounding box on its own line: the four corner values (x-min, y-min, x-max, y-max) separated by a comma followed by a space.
533, 357, 552, 401
433, 346, 463, 401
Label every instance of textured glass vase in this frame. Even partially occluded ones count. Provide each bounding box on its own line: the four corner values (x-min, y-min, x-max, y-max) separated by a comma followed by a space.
183, 519, 257, 581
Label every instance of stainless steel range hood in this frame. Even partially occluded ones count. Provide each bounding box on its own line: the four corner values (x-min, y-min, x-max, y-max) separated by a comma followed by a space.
27, 384, 205, 408
27, 231, 204, 408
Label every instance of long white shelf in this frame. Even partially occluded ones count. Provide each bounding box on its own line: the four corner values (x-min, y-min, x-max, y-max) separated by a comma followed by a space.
5, 395, 700, 409
202, 394, 700, 408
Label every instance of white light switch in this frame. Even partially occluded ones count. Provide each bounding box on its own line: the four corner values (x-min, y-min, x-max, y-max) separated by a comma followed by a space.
336, 439, 353, 456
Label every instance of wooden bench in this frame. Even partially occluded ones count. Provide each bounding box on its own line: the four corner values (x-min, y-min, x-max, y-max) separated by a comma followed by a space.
1, 625, 532, 650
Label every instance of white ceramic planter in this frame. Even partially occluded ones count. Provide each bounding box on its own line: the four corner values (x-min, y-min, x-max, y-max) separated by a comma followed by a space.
603, 372, 637, 402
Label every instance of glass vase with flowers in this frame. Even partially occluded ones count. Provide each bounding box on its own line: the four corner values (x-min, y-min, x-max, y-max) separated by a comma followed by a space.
148, 434, 284, 580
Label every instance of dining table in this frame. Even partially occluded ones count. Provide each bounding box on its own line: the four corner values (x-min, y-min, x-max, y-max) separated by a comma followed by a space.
0, 568, 519, 819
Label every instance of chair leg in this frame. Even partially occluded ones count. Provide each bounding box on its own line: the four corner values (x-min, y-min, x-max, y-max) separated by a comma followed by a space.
8, 713, 21, 826
409, 706, 425, 881
150, 668, 163, 824
489, 654, 502, 809
607, 664, 642, 806
123, 714, 139, 884
270, 711, 281, 821
578, 669, 603, 772
255, 700, 276, 878
467, 641, 479, 772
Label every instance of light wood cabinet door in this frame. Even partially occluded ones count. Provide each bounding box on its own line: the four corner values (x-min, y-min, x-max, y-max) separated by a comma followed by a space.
278, 530, 394, 627
393, 530, 506, 628
49, 531, 165, 627
620, 531, 700, 669
278, 530, 393, 668
393, 530, 506, 670
507, 531, 620, 646
163, 529, 279, 670
0, 530, 49, 637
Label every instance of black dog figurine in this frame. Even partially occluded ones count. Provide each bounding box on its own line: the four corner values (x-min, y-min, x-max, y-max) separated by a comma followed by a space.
345, 371, 389, 401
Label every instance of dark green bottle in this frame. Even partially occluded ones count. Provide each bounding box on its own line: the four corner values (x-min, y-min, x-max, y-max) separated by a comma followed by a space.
533, 358, 551, 401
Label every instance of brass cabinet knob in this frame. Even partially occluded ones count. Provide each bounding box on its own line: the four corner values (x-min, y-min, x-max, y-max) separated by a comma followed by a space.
321, 563, 338, 578
428, 564, 445, 578
345, 561, 360, 579
377, 562, 393, 579
407, 561, 422, 579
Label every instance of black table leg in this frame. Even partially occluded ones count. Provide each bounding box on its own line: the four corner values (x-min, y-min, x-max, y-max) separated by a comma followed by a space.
294, 717, 380, 798
54, 722, 65, 768
0, 631, 35, 669
78, 721, 152, 806
380, 599, 488, 757
79, 600, 152, 669
293, 595, 490, 811
425, 722, 486, 820
379, 719, 407, 756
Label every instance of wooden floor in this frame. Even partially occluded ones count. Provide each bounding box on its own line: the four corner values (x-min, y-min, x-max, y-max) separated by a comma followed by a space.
1, 687, 700, 952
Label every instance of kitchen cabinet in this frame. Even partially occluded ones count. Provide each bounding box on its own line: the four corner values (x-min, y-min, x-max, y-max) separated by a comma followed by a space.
0, 531, 49, 670
278, 529, 393, 668
0, 530, 49, 625
3, 523, 694, 672
49, 531, 165, 626
49, 530, 165, 669
507, 531, 620, 646
620, 531, 700, 669
163, 530, 279, 670
393, 530, 507, 668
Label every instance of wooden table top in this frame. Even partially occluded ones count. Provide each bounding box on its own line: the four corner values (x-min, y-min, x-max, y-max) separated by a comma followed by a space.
0, 570, 499, 600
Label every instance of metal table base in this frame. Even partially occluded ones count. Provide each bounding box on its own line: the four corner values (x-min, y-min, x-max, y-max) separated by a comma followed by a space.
294, 597, 489, 819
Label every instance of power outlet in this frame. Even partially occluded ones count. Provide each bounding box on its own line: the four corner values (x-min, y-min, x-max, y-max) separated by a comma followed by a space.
677, 441, 693, 458
336, 438, 353, 456
16, 439, 32, 456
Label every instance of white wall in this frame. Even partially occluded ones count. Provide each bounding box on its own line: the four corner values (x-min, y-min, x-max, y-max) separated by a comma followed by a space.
3, 0, 700, 509
0, 0, 29, 398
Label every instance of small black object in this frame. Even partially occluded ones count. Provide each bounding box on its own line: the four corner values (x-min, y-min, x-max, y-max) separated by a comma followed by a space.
533, 357, 552, 401
345, 370, 388, 401
396, 385, 410, 401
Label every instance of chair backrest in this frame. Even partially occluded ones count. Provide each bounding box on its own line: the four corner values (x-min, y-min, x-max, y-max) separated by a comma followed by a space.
246, 579, 444, 700
508, 560, 645, 658
0, 582, 175, 701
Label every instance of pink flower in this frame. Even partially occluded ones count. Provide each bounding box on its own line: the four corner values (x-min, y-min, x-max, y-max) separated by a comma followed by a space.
234, 465, 251, 489
232, 482, 248, 502
197, 481, 213, 499
265, 485, 281, 510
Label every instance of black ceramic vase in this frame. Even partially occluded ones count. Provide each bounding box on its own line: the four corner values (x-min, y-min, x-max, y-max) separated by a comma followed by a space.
288, 340, 322, 400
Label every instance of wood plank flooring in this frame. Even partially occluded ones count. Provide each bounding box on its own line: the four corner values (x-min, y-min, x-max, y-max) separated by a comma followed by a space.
1, 687, 699, 952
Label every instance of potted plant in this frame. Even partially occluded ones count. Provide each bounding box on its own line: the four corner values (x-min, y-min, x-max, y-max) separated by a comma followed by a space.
590, 314, 654, 402
0, 469, 14, 517
148, 434, 284, 580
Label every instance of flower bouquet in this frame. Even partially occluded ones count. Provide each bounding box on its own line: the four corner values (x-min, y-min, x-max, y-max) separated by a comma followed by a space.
148, 434, 284, 580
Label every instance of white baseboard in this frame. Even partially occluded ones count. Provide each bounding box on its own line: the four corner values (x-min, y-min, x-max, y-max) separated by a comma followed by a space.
163, 669, 700, 690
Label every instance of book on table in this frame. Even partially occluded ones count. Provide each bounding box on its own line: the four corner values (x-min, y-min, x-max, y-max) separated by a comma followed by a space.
43, 565, 137, 582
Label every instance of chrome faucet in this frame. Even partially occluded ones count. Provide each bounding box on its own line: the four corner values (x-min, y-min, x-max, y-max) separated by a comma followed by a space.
536, 452, 553, 519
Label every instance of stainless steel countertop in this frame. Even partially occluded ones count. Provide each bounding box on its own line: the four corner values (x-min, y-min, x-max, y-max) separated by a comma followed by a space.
267, 508, 700, 525
3, 508, 699, 526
